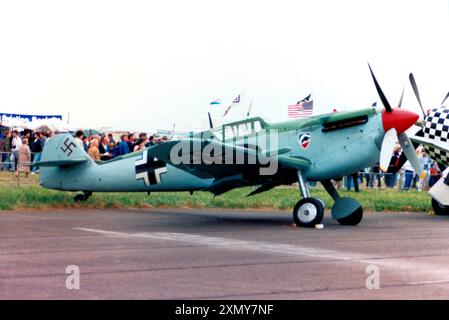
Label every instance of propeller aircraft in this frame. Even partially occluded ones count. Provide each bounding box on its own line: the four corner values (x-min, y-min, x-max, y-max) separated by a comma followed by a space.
399, 73, 449, 215
37, 65, 421, 227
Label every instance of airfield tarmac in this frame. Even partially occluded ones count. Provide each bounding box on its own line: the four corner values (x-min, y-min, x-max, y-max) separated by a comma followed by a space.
2, 208, 449, 299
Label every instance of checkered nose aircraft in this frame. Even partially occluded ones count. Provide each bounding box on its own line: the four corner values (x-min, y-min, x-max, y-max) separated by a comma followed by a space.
37, 65, 421, 227
403, 73, 449, 215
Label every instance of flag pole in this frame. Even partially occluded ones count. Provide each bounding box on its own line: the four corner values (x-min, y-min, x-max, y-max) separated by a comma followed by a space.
246, 98, 253, 118
207, 112, 214, 129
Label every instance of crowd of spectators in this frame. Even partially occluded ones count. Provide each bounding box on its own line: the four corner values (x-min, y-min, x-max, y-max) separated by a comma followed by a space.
0, 129, 52, 176
74, 131, 170, 162
341, 145, 442, 192
0, 129, 171, 176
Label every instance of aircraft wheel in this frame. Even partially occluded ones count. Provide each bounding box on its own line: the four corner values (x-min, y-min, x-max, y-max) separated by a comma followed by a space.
432, 198, 449, 216
74, 194, 87, 202
337, 207, 363, 226
293, 198, 324, 228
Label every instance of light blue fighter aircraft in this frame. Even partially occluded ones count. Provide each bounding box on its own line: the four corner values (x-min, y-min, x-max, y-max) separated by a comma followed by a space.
37, 66, 422, 227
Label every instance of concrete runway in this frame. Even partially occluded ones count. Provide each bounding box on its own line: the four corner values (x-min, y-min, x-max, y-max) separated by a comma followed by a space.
2, 208, 449, 299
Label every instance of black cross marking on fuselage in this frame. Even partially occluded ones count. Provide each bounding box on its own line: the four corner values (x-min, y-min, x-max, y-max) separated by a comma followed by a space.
60, 138, 77, 157
135, 151, 167, 185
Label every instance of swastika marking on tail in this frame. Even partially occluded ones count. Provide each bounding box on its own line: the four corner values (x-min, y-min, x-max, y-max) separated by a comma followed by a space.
60, 138, 77, 157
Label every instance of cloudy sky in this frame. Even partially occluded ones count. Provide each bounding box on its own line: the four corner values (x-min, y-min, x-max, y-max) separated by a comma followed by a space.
0, 0, 448, 132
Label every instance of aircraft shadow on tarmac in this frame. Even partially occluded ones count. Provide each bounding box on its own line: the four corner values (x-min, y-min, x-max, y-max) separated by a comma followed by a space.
124, 208, 448, 232
131, 208, 381, 230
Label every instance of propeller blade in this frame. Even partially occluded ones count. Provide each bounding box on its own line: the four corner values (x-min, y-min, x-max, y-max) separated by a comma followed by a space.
380, 128, 397, 172
368, 63, 393, 112
442, 91, 449, 106
398, 132, 423, 176
409, 73, 426, 118
398, 87, 405, 108
208, 112, 213, 129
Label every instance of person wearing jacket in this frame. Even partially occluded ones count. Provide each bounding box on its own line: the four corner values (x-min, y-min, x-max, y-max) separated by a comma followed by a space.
16, 138, 31, 178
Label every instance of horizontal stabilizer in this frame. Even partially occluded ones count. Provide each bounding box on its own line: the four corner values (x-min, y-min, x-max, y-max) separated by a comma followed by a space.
36, 159, 88, 167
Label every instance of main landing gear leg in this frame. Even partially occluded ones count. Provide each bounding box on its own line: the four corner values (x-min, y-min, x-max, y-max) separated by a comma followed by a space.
292, 171, 324, 228
321, 180, 363, 226
74, 191, 92, 202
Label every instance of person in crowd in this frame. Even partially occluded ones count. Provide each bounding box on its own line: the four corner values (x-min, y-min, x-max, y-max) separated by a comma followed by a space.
384, 146, 401, 188
429, 160, 441, 188
333, 177, 342, 190
371, 163, 382, 189
75, 130, 84, 149
108, 133, 115, 146
138, 132, 147, 142
82, 136, 89, 152
118, 135, 130, 156
147, 135, 156, 147
418, 149, 430, 192
16, 137, 31, 178
133, 138, 146, 152
40, 131, 47, 145
109, 141, 119, 158
0, 132, 4, 169
345, 172, 360, 192
87, 138, 101, 161
401, 160, 415, 191
363, 167, 371, 188
30, 132, 43, 174
358, 170, 364, 185
2, 130, 12, 171
11, 130, 22, 172
127, 133, 136, 151
98, 136, 112, 161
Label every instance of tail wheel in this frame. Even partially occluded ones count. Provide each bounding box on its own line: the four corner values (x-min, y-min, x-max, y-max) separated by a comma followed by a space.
337, 207, 363, 226
74, 194, 87, 202
293, 198, 324, 228
432, 198, 449, 216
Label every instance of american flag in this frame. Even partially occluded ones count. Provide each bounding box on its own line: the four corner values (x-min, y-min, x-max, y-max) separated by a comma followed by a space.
288, 100, 314, 118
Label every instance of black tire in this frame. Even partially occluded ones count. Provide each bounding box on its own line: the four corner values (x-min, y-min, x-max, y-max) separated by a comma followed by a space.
432, 198, 449, 216
293, 198, 324, 228
74, 194, 86, 202
337, 207, 363, 226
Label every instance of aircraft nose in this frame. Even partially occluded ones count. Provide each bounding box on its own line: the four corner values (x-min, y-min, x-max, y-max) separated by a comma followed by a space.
382, 109, 419, 135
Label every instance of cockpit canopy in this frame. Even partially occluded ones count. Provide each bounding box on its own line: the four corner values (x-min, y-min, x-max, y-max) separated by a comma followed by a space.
194, 117, 269, 142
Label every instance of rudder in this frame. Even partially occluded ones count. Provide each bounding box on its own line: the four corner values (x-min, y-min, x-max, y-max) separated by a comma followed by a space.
39, 133, 91, 167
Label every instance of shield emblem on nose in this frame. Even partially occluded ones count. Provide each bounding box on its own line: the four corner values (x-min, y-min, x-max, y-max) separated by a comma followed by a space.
298, 132, 311, 150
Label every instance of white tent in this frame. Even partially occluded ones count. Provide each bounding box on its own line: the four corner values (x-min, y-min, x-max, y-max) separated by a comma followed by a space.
26, 118, 70, 132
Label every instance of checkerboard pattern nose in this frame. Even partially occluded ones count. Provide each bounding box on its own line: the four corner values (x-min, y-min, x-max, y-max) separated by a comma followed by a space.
424, 107, 449, 142
423, 107, 449, 165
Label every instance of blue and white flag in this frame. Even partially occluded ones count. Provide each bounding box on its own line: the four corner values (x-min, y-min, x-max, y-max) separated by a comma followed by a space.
210, 99, 222, 105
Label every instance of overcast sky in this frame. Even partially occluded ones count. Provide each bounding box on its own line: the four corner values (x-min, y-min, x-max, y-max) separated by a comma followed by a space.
0, 0, 448, 132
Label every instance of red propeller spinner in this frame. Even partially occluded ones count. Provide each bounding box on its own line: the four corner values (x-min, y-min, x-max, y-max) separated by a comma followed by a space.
382, 108, 419, 135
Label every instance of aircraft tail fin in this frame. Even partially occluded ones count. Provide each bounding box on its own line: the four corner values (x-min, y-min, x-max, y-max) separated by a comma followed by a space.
39, 133, 91, 168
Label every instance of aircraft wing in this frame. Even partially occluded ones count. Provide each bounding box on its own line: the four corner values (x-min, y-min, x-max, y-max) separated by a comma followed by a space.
411, 135, 449, 166
151, 139, 311, 193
